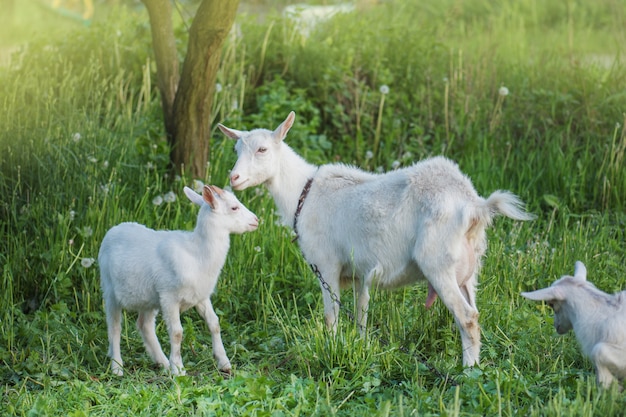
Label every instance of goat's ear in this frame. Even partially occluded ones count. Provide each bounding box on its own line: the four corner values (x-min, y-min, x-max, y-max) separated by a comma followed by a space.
218, 123, 245, 140
202, 186, 219, 210
574, 261, 587, 281
272, 111, 295, 143
184, 186, 205, 206
209, 185, 226, 197
202, 185, 219, 210
521, 286, 564, 302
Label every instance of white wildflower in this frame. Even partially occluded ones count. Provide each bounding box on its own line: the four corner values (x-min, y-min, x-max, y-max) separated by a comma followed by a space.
81, 257, 95, 268
215, 83, 223, 93
163, 191, 177, 203
81, 226, 93, 238
193, 179, 204, 193
498, 86, 509, 97
152, 195, 163, 206
69, 210, 76, 220
88, 156, 97, 163
72, 133, 82, 142
254, 246, 261, 253
365, 150, 374, 160
379, 85, 390, 95
103, 160, 109, 168
392, 160, 401, 170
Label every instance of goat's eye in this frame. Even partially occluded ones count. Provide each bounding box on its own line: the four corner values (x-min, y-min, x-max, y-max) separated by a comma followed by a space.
257, 147, 267, 154
231, 206, 240, 212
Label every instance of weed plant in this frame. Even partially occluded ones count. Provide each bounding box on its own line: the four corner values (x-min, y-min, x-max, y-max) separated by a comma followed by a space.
1, 0, 626, 415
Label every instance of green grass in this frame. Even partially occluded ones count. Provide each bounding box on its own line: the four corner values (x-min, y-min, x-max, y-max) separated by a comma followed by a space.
2, 0, 626, 415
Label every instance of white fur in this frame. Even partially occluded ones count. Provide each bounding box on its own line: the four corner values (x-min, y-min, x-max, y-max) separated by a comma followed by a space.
98, 185, 258, 376
522, 261, 626, 389
218, 111, 535, 367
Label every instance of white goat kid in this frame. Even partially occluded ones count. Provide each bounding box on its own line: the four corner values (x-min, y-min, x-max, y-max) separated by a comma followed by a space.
98, 185, 259, 376
522, 261, 626, 389
218, 111, 534, 367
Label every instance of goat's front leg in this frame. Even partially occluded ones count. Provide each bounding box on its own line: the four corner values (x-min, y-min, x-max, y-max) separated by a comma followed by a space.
196, 298, 231, 375
591, 342, 626, 389
355, 265, 382, 335
317, 265, 342, 333
160, 299, 185, 376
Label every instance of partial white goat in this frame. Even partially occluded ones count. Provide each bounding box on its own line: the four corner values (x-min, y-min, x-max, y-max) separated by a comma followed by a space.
522, 261, 626, 389
98, 185, 258, 376
218, 111, 534, 366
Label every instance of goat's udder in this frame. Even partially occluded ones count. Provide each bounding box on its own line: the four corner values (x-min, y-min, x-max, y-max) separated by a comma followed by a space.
425, 283, 438, 309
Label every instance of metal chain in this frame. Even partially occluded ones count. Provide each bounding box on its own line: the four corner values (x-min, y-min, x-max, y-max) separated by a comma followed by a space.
308, 262, 457, 386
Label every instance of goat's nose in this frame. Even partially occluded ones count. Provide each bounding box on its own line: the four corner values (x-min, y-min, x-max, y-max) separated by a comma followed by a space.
230, 174, 239, 184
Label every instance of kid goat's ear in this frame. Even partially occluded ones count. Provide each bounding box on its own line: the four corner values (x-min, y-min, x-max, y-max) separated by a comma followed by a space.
521, 286, 564, 302
217, 123, 245, 140
202, 185, 219, 210
272, 111, 295, 143
573, 261, 587, 281
184, 186, 205, 206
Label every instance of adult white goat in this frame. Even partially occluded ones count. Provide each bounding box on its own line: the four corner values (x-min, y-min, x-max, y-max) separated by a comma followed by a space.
218, 111, 534, 367
98, 185, 258, 376
522, 261, 626, 389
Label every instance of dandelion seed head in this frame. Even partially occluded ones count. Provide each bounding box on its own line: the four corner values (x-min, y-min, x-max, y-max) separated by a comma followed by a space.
69, 210, 76, 220
379, 85, 390, 95
81, 226, 93, 238
163, 191, 177, 203
365, 150, 374, 160
193, 179, 204, 194
499, 86, 509, 97
81, 257, 95, 268
72, 133, 82, 142
254, 246, 261, 253
392, 160, 401, 170
215, 83, 223, 93
88, 156, 97, 163
152, 195, 163, 206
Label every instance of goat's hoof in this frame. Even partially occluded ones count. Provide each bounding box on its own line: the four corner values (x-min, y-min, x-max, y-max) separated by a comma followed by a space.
219, 367, 233, 379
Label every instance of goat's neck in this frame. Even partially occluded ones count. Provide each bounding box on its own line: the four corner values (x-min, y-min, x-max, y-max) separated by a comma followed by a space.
266, 144, 318, 227
192, 214, 231, 268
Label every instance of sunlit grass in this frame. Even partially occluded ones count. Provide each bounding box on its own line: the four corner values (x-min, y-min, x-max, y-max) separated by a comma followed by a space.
1, 0, 626, 415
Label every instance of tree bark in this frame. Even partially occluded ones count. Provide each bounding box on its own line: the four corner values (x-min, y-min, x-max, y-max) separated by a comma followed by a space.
172, 0, 240, 179
142, 0, 180, 140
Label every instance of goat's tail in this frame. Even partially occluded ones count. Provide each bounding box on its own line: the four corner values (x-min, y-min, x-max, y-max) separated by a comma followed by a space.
484, 190, 536, 221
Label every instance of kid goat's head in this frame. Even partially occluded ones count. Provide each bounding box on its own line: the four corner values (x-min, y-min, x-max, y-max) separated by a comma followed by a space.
521, 261, 588, 334
218, 112, 296, 190
183, 185, 259, 233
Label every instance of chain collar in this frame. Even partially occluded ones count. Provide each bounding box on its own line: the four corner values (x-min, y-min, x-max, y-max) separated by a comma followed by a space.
292, 176, 315, 241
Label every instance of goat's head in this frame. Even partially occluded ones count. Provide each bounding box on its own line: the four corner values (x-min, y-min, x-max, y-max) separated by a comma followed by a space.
184, 185, 259, 233
218, 112, 295, 191
521, 261, 588, 334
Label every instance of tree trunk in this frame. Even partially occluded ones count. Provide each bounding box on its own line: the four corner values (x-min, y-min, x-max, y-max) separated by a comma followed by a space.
142, 0, 180, 140
172, 0, 240, 179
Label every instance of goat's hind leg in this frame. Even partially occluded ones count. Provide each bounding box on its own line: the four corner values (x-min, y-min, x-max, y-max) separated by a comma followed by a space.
137, 309, 169, 370
105, 300, 124, 376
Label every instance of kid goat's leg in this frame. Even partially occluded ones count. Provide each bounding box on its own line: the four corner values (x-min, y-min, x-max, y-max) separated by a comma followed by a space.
196, 298, 231, 374
137, 309, 169, 369
105, 300, 124, 376
591, 342, 626, 389
160, 297, 185, 376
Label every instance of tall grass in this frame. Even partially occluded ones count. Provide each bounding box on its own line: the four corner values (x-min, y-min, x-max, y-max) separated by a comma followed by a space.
1, 0, 626, 415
